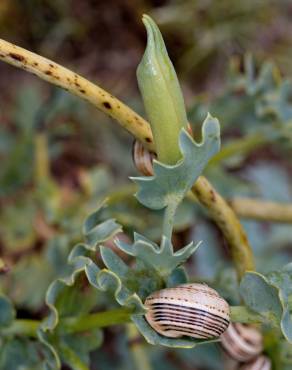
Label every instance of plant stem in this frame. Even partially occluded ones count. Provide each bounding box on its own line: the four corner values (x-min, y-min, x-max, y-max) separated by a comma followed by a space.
59, 343, 89, 370
0, 38, 154, 152
0, 37, 254, 280
208, 133, 266, 166
192, 177, 255, 280
189, 190, 292, 224
228, 197, 292, 223
1, 319, 40, 338
127, 324, 153, 370
61, 307, 133, 333
1, 306, 262, 339
34, 132, 50, 185
1, 308, 133, 338
162, 203, 178, 240
230, 306, 262, 324
106, 184, 138, 205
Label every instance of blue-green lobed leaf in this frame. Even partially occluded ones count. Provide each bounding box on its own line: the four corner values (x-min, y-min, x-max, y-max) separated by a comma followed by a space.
115, 232, 200, 278
40, 198, 208, 361
240, 263, 292, 343
131, 114, 220, 210
0, 295, 15, 328
240, 272, 282, 326
38, 202, 129, 370
83, 200, 122, 247
257, 81, 292, 122
0, 337, 45, 370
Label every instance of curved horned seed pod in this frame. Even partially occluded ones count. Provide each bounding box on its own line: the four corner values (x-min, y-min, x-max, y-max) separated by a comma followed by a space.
132, 140, 156, 176
221, 323, 263, 362
239, 355, 271, 370
144, 283, 230, 339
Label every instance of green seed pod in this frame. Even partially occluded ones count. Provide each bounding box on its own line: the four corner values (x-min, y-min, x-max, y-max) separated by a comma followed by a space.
137, 15, 188, 165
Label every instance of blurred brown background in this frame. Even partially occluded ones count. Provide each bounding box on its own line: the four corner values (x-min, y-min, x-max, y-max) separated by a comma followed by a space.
1, 0, 292, 100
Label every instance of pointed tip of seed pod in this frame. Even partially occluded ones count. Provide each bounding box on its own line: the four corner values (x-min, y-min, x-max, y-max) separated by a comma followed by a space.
142, 14, 156, 28
140, 14, 168, 59
137, 14, 189, 164
141, 14, 154, 41
142, 14, 154, 36
142, 14, 151, 22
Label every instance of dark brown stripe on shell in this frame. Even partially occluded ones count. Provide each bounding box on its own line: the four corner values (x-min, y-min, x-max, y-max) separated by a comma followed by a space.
152, 313, 225, 335
169, 286, 220, 297
162, 326, 210, 338
153, 316, 223, 336
152, 309, 228, 330
150, 303, 229, 325
221, 334, 254, 361
221, 323, 262, 362
160, 324, 216, 338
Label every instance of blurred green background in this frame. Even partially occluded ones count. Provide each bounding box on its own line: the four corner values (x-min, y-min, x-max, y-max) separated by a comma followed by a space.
0, 1, 292, 369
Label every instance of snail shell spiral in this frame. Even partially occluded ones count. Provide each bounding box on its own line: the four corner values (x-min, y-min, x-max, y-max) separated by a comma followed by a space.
132, 125, 192, 176
239, 355, 271, 370
144, 283, 230, 339
132, 140, 155, 176
221, 323, 263, 362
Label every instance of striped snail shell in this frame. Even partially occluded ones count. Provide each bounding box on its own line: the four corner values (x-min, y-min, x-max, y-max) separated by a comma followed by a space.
132, 140, 156, 176
239, 355, 271, 370
221, 323, 263, 362
132, 125, 193, 176
144, 283, 230, 339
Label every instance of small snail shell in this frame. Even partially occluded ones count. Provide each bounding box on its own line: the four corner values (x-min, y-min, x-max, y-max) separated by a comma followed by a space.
144, 283, 230, 339
132, 124, 192, 177
132, 140, 155, 176
103, 232, 132, 261
221, 323, 263, 362
239, 355, 271, 370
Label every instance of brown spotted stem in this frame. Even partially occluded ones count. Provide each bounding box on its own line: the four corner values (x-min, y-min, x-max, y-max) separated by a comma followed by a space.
0, 38, 154, 151
228, 197, 292, 223
0, 37, 254, 279
192, 177, 255, 279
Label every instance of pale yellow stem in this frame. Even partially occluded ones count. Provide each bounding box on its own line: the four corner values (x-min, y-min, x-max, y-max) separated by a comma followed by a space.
0, 37, 254, 279
192, 177, 255, 279
229, 198, 292, 223
209, 133, 266, 166
0, 38, 154, 150
127, 324, 153, 370
34, 132, 50, 184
